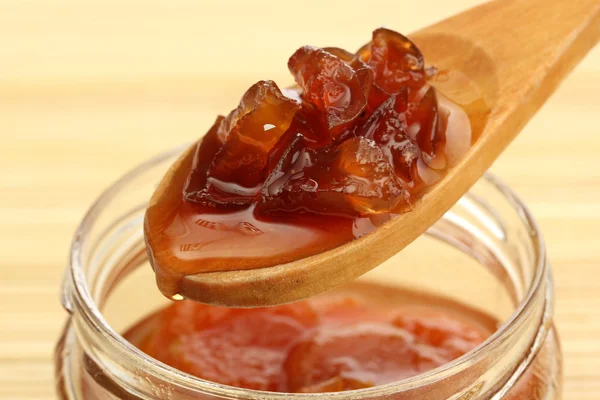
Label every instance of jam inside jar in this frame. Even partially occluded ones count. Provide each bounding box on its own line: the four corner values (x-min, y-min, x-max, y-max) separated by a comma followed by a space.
56, 148, 562, 400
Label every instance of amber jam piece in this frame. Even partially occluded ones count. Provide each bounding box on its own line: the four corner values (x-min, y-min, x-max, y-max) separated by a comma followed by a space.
288, 45, 368, 134
185, 81, 300, 206
145, 28, 475, 296
258, 136, 407, 216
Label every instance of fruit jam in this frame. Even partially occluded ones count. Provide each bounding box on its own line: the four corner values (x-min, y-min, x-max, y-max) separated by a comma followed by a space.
123, 283, 538, 397
144, 28, 475, 298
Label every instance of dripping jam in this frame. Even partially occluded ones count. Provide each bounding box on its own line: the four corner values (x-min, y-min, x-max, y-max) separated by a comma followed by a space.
144, 28, 472, 297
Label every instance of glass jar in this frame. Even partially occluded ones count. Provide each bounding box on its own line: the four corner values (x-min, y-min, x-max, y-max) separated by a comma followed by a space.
55, 146, 562, 400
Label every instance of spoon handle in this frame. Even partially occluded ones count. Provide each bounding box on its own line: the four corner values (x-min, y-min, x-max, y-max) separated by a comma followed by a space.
418, 0, 600, 146
410, 0, 599, 216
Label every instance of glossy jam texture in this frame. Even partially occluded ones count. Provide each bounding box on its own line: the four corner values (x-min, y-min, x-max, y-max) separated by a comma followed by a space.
184, 28, 458, 213
185, 81, 301, 206
124, 285, 492, 393
145, 28, 472, 293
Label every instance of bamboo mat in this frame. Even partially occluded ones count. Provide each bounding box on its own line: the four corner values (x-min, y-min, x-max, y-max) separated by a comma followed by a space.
0, 1, 598, 398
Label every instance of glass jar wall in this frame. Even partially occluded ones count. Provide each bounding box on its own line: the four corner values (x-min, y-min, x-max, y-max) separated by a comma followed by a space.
56, 147, 562, 399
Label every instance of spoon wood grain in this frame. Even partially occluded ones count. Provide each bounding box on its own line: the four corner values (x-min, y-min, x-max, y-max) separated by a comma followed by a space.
151, 0, 599, 307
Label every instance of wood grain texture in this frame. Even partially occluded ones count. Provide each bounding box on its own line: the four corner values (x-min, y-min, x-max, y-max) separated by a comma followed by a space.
0, 0, 598, 398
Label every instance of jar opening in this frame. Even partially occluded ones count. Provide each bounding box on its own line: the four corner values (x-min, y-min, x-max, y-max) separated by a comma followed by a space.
63, 147, 553, 399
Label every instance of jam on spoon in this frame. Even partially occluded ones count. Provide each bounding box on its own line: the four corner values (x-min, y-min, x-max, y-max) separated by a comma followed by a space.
144, 28, 472, 299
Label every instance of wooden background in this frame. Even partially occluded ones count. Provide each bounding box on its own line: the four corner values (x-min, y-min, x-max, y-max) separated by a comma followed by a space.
0, 0, 598, 398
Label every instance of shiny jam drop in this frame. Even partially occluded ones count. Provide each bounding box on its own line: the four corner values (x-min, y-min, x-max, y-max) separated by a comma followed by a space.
144, 28, 477, 298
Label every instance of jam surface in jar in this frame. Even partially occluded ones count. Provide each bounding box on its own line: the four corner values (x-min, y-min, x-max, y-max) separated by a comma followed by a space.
124, 283, 492, 393
144, 28, 473, 297
123, 282, 541, 397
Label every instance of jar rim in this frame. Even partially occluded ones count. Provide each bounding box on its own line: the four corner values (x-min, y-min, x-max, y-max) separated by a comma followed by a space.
66, 145, 551, 399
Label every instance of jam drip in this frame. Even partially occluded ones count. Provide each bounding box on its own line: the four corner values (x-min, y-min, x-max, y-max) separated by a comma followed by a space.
145, 28, 473, 291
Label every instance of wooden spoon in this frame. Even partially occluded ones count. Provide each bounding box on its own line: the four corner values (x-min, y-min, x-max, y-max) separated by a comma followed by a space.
149, 0, 599, 307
